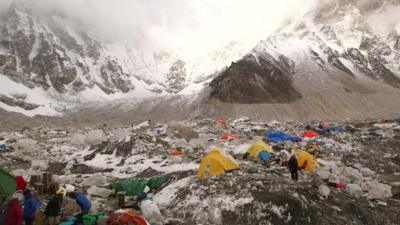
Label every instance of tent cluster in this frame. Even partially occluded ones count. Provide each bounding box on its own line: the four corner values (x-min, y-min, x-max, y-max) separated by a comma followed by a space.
4, 117, 389, 225
195, 121, 334, 179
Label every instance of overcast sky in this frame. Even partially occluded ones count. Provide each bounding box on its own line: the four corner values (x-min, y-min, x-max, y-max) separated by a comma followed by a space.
1, 0, 315, 58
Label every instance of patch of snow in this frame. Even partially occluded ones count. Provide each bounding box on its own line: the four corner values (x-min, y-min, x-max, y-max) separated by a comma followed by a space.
154, 176, 194, 209
0, 74, 61, 116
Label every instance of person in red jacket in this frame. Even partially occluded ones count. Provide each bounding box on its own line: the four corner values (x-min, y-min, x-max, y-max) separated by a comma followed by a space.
6, 195, 23, 225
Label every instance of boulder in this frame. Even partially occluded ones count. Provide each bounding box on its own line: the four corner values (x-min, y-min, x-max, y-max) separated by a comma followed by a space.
318, 184, 330, 199
346, 183, 363, 197
360, 167, 375, 177
31, 160, 48, 170
65, 184, 75, 193
85, 130, 106, 145
174, 138, 188, 149
167, 121, 199, 141
367, 181, 392, 199
328, 173, 340, 184
342, 167, 363, 184
189, 138, 207, 150
53, 175, 76, 185
140, 199, 164, 224
81, 174, 108, 187
87, 186, 113, 198
339, 175, 351, 184
10, 138, 39, 159
317, 171, 331, 180
70, 133, 86, 146
112, 129, 131, 140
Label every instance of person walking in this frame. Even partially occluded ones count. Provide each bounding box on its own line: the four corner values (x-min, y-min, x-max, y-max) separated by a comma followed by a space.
45, 188, 65, 225
23, 189, 41, 225
6, 192, 23, 225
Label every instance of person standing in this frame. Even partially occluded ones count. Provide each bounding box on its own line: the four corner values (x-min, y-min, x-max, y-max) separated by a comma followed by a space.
45, 188, 65, 225
23, 189, 42, 225
6, 193, 23, 225
288, 154, 299, 181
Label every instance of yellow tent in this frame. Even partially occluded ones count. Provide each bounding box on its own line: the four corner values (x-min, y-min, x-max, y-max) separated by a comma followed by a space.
295, 150, 320, 172
247, 140, 273, 159
197, 148, 239, 178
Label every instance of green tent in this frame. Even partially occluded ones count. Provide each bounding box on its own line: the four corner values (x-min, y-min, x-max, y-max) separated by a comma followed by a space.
110, 176, 166, 196
0, 168, 16, 198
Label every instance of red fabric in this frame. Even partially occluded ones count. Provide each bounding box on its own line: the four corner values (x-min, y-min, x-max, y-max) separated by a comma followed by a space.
335, 183, 346, 189
170, 150, 183, 156
107, 209, 149, 225
220, 133, 240, 140
6, 199, 23, 225
217, 119, 227, 128
302, 131, 320, 138
15, 176, 27, 191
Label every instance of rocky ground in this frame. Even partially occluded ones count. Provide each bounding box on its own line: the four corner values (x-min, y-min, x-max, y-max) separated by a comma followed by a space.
0, 117, 400, 225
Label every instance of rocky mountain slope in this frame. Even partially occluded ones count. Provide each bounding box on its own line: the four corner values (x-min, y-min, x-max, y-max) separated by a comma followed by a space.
0, 0, 247, 116
208, 0, 400, 108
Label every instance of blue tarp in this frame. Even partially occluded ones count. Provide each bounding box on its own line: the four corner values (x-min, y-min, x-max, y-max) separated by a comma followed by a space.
318, 126, 344, 135
0, 144, 6, 150
328, 126, 344, 132
266, 132, 302, 143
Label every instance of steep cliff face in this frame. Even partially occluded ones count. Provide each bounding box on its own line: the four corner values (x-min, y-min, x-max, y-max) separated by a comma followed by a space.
209, 0, 400, 103
209, 54, 301, 104
0, 2, 138, 94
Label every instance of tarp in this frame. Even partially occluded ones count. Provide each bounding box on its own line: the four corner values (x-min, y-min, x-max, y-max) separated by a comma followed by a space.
197, 148, 239, 178
328, 126, 344, 133
0, 144, 6, 150
266, 132, 302, 143
83, 212, 105, 225
59, 212, 105, 225
220, 133, 240, 140
302, 131, 320, 138
59, 217, 76, 225
0, 168, 16, 196
295, 150, 320, 172
110, 176, 166, 197
318, 126, 345, 135
107, 209, 149, 225
247, 140, 273, 160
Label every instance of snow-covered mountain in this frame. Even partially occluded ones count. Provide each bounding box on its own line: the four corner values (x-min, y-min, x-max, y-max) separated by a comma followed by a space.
0, 0, 248, 116
209, 0, 400, 104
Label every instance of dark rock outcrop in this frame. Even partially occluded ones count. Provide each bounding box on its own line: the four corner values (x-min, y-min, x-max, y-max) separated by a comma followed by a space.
209, 54, 302, 104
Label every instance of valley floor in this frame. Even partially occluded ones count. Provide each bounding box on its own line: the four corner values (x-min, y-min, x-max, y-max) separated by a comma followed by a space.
1, 117, 400, 224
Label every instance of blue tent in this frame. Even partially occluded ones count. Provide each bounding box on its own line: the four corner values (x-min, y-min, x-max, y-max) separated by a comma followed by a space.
259, 151, 272, 161
266, 132, 302, 143
318, 126, 345, 135
328, 126, 344, 132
